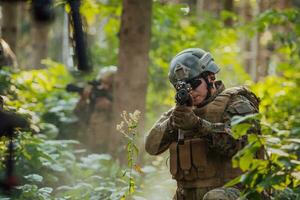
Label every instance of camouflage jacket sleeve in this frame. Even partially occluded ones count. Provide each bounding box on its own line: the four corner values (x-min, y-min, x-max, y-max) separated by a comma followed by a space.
145, 108, 177, 155
198, 95, 259, 157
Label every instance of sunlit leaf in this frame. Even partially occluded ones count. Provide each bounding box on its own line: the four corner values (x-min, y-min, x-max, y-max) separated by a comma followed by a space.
38, 187, 53, 194
224, 175, 242, 187
267, 148, 289, 157
232, 123, 251, 139
24, 174, 43, 183
231, 113, 261, 126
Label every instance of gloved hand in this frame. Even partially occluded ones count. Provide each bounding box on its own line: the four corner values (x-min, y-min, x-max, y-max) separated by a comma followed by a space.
173, 106, 199, 130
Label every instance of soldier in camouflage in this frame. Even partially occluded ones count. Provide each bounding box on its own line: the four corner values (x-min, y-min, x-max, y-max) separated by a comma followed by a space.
145, 48, 260, 200
74, 66, 116, 152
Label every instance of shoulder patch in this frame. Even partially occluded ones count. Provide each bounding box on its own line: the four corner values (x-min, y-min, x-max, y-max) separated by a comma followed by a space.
227, 100, 256, 115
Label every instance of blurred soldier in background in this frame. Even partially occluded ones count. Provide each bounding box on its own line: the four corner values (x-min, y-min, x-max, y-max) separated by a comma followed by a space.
68, 66, 117, 152
0, 39, 18, 69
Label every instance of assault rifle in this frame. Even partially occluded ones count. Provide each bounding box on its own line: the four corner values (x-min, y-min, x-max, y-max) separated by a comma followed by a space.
66, 81, 113, 102
175, 81, 192, 145
66, 81, 112, 124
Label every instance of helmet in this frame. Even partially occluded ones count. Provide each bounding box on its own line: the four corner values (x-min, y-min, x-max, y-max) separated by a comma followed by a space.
96, 65, 117, 84
168, 48, 220, 86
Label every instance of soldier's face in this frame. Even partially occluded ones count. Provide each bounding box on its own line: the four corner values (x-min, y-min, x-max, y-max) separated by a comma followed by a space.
189, 74, 217, 106
189, 78, 208, 106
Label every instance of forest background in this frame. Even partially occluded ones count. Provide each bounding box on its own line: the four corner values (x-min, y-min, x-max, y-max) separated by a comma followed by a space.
0, 0, 299, 199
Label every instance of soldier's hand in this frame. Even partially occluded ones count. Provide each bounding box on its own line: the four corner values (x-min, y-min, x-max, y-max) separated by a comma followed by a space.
173, 106, 199, 130
166, 111, 177, 131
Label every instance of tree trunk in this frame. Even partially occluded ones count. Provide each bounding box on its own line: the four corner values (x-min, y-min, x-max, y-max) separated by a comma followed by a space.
28, 19, 51, 69
275, 0, 292, 9
111, 0, 152, 155
1, 2, 20, 54
239, 0, 255, 80
255, 0, 291, 80
62, 10, 70, 67
255, 0, 269, 81
224, 0, 234, 27
196, 0, 222, 19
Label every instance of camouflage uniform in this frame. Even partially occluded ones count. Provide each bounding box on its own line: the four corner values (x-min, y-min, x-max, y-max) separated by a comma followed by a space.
145, 48, 260, 200
146, 82, 259, 199
74, 66, 116, 152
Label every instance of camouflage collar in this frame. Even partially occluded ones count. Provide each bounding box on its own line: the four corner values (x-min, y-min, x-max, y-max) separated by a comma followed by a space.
197, 80, 225, 108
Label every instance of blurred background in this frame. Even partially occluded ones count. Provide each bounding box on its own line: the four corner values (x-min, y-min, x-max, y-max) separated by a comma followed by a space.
0, 0, 299, 199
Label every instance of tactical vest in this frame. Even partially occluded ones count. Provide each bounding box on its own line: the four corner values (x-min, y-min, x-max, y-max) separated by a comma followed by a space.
169, 86, 259, 189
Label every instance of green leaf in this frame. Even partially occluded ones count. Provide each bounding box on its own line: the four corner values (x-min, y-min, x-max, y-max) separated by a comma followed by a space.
257, 174, 285, 189
24, 174, 43, 183
49, 164, 66, 172
268, 147, 289, 157
231, 113, 261, 126
239, 153, 254, 171
286, 138, 300, 144
232, 123, 251, 139
248, 134, 261, 144
224, 175, 242, 187
240, 171, 255, 185
38, 187, 53, 194
291, 172, 300, 180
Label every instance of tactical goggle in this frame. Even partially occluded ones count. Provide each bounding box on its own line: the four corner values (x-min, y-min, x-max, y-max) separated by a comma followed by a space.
187, 77, 202, 90
187, 72, 216, 90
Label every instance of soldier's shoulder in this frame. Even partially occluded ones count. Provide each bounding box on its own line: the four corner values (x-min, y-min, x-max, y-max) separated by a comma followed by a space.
162, 107, 174, 117
222, 86, 260, 115
226, 95, 258, 116
221, 86, 252, 96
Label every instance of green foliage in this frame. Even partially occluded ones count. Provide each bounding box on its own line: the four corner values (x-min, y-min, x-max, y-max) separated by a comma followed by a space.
255, 9, 300, 57
227, 74, 300, 196
0, 63, 130, 200
1, 60, 78, 138
227, 116, 300, 199
0, 131, 128, 200
221, 7, 300, 199
226, 12, 300, 195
